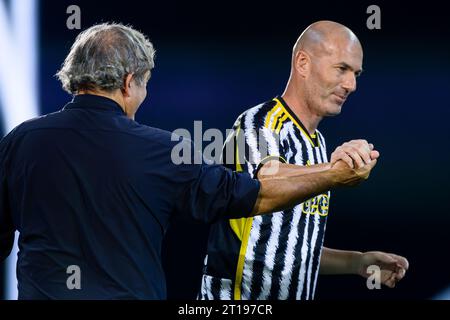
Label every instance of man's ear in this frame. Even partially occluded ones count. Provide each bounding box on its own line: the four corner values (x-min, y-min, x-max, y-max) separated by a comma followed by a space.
121, 73, 134, 97
294, 50, 310, 78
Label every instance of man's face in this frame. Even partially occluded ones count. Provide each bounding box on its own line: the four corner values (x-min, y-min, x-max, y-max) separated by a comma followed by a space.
304, 40, 363, 117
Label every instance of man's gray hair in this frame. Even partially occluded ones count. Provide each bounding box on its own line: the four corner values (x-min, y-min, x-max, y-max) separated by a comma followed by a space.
57, 23, 155, 94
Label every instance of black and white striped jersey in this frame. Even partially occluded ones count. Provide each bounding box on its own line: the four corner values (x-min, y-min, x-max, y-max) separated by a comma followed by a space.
199, 96, 330, 300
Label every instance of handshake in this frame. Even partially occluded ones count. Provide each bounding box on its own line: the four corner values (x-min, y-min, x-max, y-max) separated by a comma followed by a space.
252, 139, 381, 216
329, 139, 380, 187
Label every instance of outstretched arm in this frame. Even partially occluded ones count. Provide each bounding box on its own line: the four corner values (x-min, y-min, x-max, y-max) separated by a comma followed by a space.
251, 139, 379, 216
256, 139, 379, 180
251, 158, 376, 216
319, 247, 409, 288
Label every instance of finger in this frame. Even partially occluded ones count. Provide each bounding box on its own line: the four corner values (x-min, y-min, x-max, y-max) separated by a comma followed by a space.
370, 150, 380, 160
335, 152, 354, 169
346, 150, 365, 168
389, 254, 409, 270
353, 139, 369, 147
386, 273, 397, 288
350, 140, 370, 153
369, 143, 374, 150
366, 158, 377, 171
357, 146, 372, 165
395, 268, 406, 281
345, 143, 372, 165
376, 254, 399, 270
384, 277, 395, 288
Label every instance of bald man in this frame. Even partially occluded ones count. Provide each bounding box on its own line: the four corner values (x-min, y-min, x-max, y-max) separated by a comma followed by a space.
199, 21, 409, 300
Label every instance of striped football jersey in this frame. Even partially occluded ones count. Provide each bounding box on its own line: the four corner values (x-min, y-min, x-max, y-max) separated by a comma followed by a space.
199, 96, 330, 300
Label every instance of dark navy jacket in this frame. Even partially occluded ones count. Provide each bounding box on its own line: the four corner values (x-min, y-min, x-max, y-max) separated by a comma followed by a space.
0, 94, 260, 299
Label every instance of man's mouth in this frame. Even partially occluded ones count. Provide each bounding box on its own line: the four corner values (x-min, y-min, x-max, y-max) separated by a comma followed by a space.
333, 93, 347, 103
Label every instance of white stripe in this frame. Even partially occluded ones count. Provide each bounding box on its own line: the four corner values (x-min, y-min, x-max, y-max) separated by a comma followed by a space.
312, 222, 327, 298
296, 130, 316, 299
257, 211, 283, 299
266, 106, 282, 130
243, 107, 283, 299
243, 105, 263, 175
255, 118, 282, 299
277, 126, 306, 298
278, 204, 303, 299
261, 126, 281, 158
288, 123, 304, 165
305, 147, 323, 299
240, 106, 265, 300
305, 145, 325, 299
241, 216, 262, 300
205, 276, 214, 300
306, 211, 321, 299
312, 135, 329, 299
279, 125, 293, 162
296, 211, 311, 300
219, 279, 232, 300
317, 131, 328, 162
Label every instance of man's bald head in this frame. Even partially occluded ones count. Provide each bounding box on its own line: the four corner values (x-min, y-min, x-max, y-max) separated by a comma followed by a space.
293, 21, 362, 59
284, 21, 364, 120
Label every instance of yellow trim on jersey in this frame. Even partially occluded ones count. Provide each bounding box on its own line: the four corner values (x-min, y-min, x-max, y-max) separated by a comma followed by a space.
229, 125, 247, 241
273, 98, 318, 147
235, 125, 242, 172
263, 105, 280, 129
275, 113, 289, 134
233, 216, 253, 300
270, 108, 284, 131
227, 124, 253, 299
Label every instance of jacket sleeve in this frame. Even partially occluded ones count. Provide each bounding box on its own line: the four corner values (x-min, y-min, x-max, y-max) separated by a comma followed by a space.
175, 163, 260, 224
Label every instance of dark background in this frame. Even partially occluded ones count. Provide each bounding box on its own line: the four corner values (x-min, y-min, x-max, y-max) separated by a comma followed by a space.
1, 0, 449, 299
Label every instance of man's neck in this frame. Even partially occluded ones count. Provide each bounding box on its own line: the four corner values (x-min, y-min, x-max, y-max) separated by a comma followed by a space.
281, 91, 322, 135
77, 89, 134, 119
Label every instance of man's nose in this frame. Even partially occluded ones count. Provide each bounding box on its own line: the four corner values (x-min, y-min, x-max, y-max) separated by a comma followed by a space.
342, 73, 357, 93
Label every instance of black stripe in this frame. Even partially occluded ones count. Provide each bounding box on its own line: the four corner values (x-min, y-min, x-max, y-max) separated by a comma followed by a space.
307, 144, 326, 298
202, 275, 210, 300
277, 96, 319, 147
248, 216, 272, 299
287, 128, 310, 299
310, 220, 327, 298
211, 276, 222, 299
271, 111, 285, 133
306, 213, 320, 299
245, 101, 281, 299
288, 209, 308, 299
283, 129, 295, 163
267, 129, 298, 299
268, 207, 294, 299
311, 145, 319, 165
302, 141, 320, 298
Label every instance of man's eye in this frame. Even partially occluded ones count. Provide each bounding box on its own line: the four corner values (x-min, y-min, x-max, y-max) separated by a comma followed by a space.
338, 66, 346, 72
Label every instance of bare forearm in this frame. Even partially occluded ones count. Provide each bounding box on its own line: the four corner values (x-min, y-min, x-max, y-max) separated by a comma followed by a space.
251, 159, 377, 216
319, 247, 362, 275
257, 161, 331, 179
251, 169, 339, 216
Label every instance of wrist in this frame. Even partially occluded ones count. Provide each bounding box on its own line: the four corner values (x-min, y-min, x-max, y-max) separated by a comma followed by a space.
325, 167, 344, 187
349, 251, 364, 275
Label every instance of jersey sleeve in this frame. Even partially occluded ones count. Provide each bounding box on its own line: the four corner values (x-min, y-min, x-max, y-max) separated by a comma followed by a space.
221, 110, 287, 178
